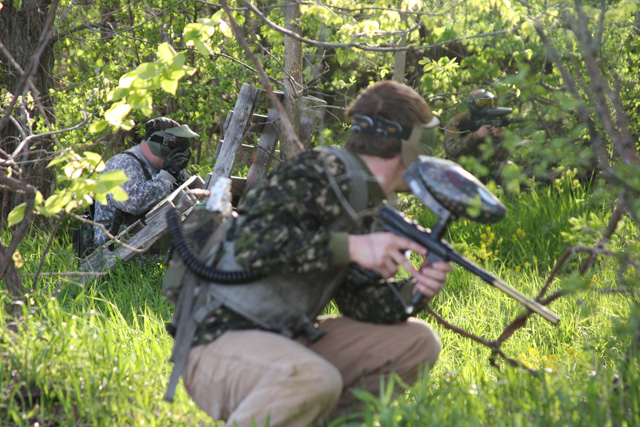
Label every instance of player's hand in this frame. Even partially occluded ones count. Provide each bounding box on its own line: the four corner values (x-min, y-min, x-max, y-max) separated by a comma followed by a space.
492, 126, 504, 138
411, 260, 453, 298
348, 232, 427, 279
475, 125, 493, 139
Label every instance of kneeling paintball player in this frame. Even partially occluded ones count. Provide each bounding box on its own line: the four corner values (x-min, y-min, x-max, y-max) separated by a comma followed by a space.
166, 81, 453, 426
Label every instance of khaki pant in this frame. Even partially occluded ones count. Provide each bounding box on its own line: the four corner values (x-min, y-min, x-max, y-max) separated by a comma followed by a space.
182, 316, 441, 427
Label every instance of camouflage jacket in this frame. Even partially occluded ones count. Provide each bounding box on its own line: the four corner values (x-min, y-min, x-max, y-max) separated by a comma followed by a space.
93, 145, 177, 246
192, 148, 418, 346
444, 112, 508, 163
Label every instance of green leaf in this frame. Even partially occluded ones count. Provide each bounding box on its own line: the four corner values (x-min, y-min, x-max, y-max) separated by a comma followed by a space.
65, 200, 80, 213
105, 101, 132, 126
172, 53, 186, 69
121, 119, 135, 131
47, 154, 72, 168
89, 120, 110, 133
128, 91, 153, 110
99, 170, 129, 189
7, 203, 26, 227
107, 87, 130, 102
118, 71, 138, 88
157, 43, 176, 62
161, 78, 179, 95
211, 10, 224, 21
432, 27, 445, 39
192, 38, 213, 56
136, 62, 159, 80
64, 163, 83, 180
43, 194, 70, 216
219, 19, 232, 38
168, 69, 187, 81
84, 151, 104, 168
95, 192, 107, 205
111, 186, 129, 202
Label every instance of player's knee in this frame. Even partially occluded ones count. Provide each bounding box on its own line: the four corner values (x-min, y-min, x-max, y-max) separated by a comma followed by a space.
312, 362, 343, 402
407, 319, 442, 369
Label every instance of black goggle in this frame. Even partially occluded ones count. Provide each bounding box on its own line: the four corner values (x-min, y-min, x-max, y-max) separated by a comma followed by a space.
149, 132, 189, 150
166, 134, 189, 150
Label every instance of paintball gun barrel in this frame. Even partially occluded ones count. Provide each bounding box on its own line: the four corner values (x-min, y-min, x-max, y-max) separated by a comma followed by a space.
459, 107, 526, 133
381, 157, 560, 325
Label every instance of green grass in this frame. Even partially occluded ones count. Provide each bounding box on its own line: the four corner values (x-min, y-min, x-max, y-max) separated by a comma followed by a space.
1, 173, 639, 426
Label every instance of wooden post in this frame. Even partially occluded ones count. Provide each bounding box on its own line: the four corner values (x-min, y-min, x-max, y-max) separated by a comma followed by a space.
239, 108, 280, 205
211, 83, 263, 182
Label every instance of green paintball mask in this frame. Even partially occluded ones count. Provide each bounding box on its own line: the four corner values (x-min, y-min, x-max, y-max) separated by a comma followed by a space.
350, 114, 440, 168
400, 116, 440, 167
146, 125, 199, 159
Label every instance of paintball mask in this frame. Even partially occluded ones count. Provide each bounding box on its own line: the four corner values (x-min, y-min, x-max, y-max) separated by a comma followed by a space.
350, 114, 440, 167
144, 117, 199, 159
467, 89, 513, 119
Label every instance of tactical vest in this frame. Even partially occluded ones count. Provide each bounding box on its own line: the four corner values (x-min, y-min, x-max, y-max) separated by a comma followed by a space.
162, 147, 373, 402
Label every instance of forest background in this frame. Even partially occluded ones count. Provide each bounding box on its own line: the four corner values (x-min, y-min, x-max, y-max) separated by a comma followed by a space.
0, 0, 639, 425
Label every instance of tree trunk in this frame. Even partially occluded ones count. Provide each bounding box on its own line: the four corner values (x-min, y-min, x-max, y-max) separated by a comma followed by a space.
0, 0, 57, 228
393, 3, 407, 84
281, 0, 303, 160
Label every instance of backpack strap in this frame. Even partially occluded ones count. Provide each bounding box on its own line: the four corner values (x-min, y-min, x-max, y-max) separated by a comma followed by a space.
121, 151, 152, 181
163, 217, 233, 402
315, 146, 369, 215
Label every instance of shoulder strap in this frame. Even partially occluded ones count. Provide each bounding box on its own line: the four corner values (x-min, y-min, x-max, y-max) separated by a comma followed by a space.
315, 146, 368, 214
122, 151, 152, 181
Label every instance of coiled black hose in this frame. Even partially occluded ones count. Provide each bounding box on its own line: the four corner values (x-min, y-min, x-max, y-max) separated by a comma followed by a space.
166, 208, 261, 284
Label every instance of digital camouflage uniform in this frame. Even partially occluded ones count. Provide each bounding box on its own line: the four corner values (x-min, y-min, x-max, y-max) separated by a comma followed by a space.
444, 112, 509, 167
192, 148, 419, 346
92, 145, 177, 246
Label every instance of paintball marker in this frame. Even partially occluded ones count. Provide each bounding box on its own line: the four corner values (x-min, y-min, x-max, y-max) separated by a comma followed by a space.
458, 107, 526, 133
381, 156, 560, 325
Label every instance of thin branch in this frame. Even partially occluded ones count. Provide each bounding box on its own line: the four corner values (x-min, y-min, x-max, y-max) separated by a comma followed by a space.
425, 305, 540, 377
578, 202, 625, 275
198, 0, 456, 18
568, 0, 638, 164
66, 212, 151, 254
533, 20, 613, 173
21, 271, 109, 278
215, 50, 283, 86
55, 0, 186, 42
424, 306, 499, 348
222, 1, 303, 151
6, 106, 92, 162
242, 0, 530, 53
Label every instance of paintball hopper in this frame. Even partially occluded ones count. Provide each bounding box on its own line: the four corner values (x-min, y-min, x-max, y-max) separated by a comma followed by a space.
404, 155, 506, 225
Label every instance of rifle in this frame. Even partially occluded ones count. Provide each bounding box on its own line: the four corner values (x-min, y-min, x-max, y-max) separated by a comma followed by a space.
381, 157, 560, 325
458, 107, 526, 133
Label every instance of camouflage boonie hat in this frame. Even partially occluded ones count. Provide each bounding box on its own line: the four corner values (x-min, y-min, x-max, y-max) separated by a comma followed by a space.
144, 117, 180, 140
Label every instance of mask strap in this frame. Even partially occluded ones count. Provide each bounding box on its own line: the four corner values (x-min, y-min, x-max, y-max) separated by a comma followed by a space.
350, 114, 411, 139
